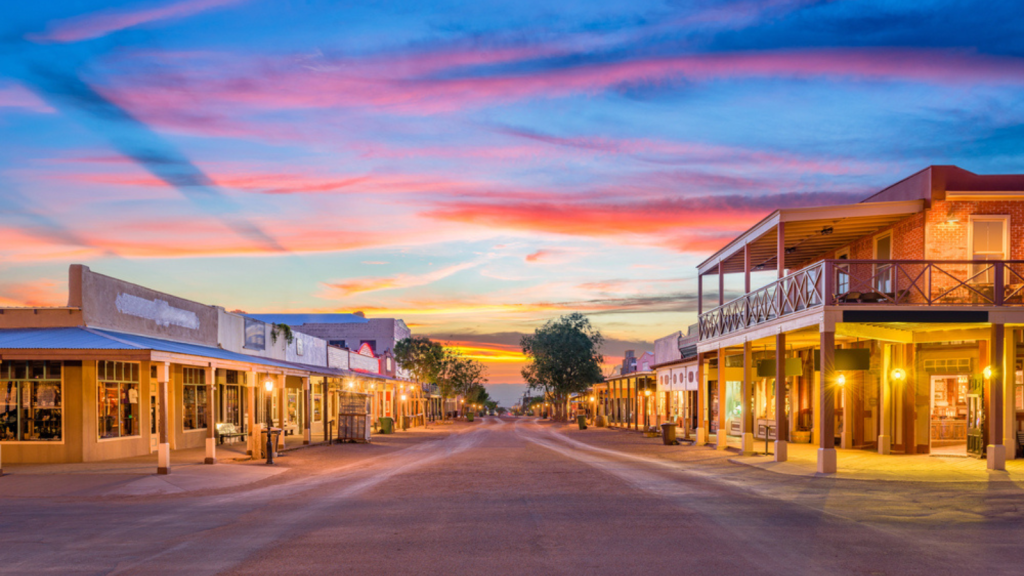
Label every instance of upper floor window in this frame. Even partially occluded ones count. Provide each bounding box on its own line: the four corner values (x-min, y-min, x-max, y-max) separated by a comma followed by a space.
971, 216, 1009, 283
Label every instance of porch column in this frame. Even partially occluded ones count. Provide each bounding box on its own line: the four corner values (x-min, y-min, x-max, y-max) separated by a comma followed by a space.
818, 330, 837, 473
277, 376, 286, 451
718, 265, 725, 306
158, 362, 171, 475
744, 244, 751, 293
903, 344, 916, 454
1006, 330, 1020, 461
878, 345, 892, 455
696, 353, 708, 444
717, 346, 727, 450
775, 333, 789, 462
741, 341, 754, 455
698, 274, 703, 316
777, 222, 785, 277
204, 365, 216, 464
303, 377, 311, 445
988, 324, 1006, 470
246, 375, 256, 456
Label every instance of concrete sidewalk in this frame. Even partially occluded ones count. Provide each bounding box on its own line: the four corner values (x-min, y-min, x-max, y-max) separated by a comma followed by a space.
0, 442, 287, 498
730, 442, 1024, 482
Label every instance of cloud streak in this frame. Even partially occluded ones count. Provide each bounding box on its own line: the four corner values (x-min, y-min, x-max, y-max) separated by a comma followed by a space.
28, 0, 246, 43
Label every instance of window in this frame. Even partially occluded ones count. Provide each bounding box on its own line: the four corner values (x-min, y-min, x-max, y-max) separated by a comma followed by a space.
1, 361, 62, 442
329, 340, 346, 348
182, 367, 207, 430
98, 361, 140, 439
970, 216, 1009, 283
835, 248, 850, 295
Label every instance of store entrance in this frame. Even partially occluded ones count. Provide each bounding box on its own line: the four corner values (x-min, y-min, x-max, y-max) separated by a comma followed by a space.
929, 375, 968, 455
150, 391, 160, 453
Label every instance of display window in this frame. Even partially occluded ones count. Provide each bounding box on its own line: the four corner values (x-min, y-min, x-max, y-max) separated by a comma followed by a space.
1, 360, 63, 442
98, 361, 140, 439
182, 367, 207, 430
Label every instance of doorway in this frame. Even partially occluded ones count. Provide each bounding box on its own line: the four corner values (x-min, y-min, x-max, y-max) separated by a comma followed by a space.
150, 391, 160, 453
929, 375, 968, 455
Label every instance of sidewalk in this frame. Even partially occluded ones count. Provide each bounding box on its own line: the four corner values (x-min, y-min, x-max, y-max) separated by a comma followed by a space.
730, 442, 1024, 483
0, 442, 286, 498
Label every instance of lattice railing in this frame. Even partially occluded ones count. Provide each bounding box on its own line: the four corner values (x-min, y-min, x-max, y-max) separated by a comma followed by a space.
698, 260, 1024, 341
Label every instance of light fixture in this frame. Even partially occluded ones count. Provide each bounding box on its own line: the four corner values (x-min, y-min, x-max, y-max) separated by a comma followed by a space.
890, 368, 906, 381
983, 365, 993, 379
837, 373, 846, 387
401, 394, 407, 401
945, 207, 960, 224
644, 389, 651, 397
785, 246, 797, 255
820, 226, 834, 236
264, 380, 274, 392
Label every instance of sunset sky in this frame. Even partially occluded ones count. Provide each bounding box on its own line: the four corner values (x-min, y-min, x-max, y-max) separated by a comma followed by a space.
3, 1, 1024, 404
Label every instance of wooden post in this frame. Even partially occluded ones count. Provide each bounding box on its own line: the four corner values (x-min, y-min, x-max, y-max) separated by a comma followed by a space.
204, 365, 216, 464
775, 333, 788, 462
878, 345, 892, 454
246, 376, 256, 456
717, 346, 727, 450
157, 362, 171, 475
744, 244, 752, 294
697, 353, 707, 444
818, 330, 837, 473
903, 343, 916, 454
276, 376, 285, 451
777, 222, 786, 278
741, 341, 754, 455
988, 324, 1006, 470
303, 377, 311, 445
697, 274, 703, 316
718, 265, 725, 306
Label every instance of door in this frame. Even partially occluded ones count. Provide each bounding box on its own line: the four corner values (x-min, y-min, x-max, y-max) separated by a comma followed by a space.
966, 376, 986, 456
150, 391, 160, 453
874, 234, 892, 294
835, 249, 850, 297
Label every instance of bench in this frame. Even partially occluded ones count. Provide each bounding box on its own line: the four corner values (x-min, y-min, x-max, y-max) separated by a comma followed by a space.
282, 423, 299, 437
216, 423, 246, 445
1017, 431, 1024, 459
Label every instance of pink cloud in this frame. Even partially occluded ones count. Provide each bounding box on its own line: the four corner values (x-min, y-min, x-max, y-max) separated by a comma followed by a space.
0, 83, 55, 113
101, 47, 1024, 119
28, 0, 246, 43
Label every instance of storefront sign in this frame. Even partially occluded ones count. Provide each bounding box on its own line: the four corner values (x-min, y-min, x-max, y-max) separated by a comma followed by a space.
244, 317, 265, 350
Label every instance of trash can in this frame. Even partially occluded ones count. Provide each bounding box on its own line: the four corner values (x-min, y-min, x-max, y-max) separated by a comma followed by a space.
577, 415, 588, 430
378, 417, 394, 434
661, 423, 677, 445
260, 428, 282, 458
596, 415, 609, 428
465, 411, 474, 422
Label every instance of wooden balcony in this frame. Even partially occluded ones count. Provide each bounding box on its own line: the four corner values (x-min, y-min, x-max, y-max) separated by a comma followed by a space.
698, 260, 1024, 341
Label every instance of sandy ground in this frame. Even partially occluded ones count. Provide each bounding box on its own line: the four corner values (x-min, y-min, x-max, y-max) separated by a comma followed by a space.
1, 416, 1024, 575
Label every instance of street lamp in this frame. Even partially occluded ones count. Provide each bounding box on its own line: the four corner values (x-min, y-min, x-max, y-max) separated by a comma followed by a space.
264, 379, 275, 465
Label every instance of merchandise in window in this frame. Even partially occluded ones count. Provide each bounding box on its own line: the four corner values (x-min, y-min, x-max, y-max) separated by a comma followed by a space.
1, 360, 62, 442
183, 367, 208, 430
98, 361, 140, 439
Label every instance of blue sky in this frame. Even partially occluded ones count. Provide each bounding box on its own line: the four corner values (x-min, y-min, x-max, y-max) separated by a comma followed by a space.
2, 0, 1024, 398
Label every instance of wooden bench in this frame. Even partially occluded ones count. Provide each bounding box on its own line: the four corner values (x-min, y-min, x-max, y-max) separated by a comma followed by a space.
216, 423, 246, 445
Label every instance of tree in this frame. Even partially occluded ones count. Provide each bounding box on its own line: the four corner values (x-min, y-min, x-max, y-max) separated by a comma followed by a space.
520, 312, 604, 421
393, 336, 444, 386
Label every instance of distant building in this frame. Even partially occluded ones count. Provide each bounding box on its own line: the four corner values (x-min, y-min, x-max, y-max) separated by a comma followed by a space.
245, 314, 411, 357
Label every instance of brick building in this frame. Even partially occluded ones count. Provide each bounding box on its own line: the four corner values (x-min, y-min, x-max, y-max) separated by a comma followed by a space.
695, 166, 1024, 474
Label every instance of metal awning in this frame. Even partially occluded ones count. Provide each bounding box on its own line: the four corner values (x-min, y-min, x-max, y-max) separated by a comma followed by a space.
697, 199, 923, 276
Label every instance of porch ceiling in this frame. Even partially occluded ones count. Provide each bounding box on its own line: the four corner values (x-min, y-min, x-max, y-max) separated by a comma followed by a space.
698, 199, 924, 276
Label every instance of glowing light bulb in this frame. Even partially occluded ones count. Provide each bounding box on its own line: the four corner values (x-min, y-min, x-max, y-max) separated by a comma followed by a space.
837, 373, 846, 387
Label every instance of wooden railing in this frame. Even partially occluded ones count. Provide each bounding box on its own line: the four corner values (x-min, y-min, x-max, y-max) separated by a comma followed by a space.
698, 260, 1024, 340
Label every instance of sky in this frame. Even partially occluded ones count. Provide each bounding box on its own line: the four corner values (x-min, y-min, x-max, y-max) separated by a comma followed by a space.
2, 1, 1024, 406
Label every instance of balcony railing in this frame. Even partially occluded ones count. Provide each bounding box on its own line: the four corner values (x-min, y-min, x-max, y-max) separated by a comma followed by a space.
698, 260, 1024, 340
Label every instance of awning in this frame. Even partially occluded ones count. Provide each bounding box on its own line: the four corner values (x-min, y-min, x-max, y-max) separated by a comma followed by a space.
697, 199, 924, 276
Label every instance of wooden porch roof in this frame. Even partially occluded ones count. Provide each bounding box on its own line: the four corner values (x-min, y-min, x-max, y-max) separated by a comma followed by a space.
697, 199, 924, 276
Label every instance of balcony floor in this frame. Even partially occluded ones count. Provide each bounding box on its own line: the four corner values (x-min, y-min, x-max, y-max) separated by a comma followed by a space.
731, 442, 1024, 483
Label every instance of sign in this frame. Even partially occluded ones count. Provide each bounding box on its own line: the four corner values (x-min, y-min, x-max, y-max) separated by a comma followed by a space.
244, 317, 265, 350
357, 343, 374, 357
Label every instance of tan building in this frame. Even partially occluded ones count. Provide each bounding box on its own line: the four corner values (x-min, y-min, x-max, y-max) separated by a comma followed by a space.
0, 265, 426, 468
695, 166, 1024, 472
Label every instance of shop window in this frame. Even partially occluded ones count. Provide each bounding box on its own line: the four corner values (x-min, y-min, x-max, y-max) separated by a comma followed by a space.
1, 361, 63, 442
182, 367, 207, 430
98, 361, 140, 439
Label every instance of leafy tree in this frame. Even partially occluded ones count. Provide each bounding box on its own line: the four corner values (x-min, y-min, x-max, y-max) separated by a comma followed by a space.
393, 336, 444, 385
520, 312, 604, 421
